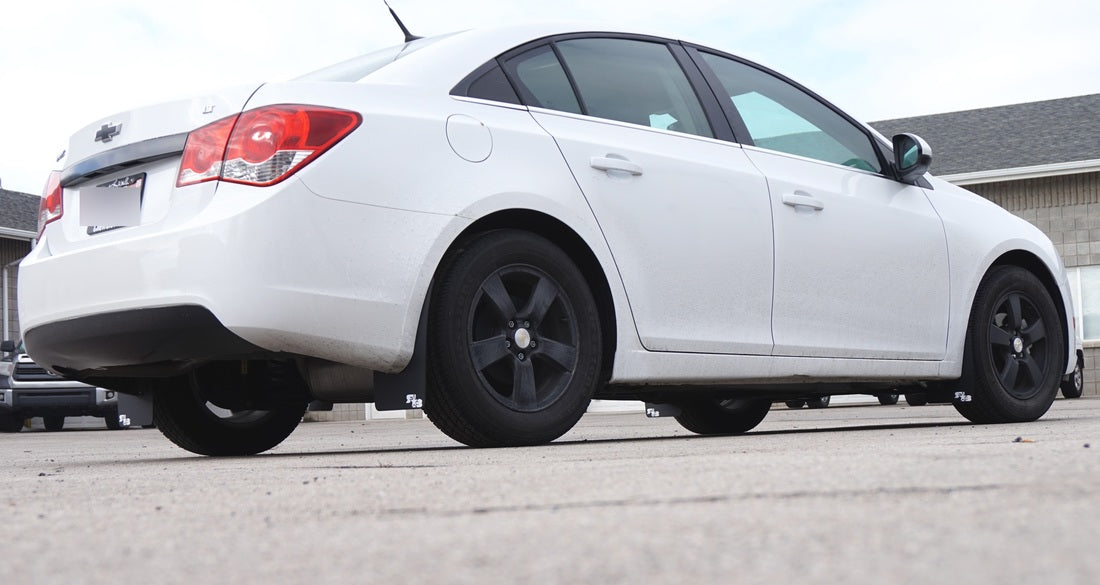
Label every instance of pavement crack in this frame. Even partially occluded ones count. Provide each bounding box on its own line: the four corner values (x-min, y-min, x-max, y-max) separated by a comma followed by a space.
374, 484, 1005, 519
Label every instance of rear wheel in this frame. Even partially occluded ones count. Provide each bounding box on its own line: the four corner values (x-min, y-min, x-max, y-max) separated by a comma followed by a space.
878, 393, 900, 405
0, 412, 23, 433
153, 369, 307, 456
955, 266, 1064, 423
44, 416, 65, 431
424, 230, 602, 447
806, 396, 831, 409
675, 398, 771, 435
904, 393, 928, 406
785, 400, 806, 409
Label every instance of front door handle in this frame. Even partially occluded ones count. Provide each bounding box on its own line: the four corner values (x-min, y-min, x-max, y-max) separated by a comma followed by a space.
590, 156, 643, 176
782, 193, 824, 211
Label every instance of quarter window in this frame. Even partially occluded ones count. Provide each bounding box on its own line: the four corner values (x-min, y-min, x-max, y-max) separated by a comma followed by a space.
700, 52, 881, 172
504, 45, 581, 114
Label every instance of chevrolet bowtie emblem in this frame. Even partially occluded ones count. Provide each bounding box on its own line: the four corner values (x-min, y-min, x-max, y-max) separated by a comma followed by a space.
94, 122, 122, 143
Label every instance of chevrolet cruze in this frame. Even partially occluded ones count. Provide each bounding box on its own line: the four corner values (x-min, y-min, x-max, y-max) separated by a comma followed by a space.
19, 23, 1077, 455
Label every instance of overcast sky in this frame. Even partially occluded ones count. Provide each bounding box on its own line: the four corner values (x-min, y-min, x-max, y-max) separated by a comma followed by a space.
1, 0, 1097, 195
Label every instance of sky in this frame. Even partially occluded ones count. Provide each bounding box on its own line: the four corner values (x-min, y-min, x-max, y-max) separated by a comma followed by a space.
1, 0, 1098, 195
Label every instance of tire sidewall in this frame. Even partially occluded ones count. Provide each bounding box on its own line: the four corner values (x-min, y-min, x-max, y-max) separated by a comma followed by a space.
430, 231, 602, 444
963, 267, 1064, 421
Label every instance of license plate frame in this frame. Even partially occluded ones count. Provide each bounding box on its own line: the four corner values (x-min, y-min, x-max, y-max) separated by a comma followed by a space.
81, 173, 146, 236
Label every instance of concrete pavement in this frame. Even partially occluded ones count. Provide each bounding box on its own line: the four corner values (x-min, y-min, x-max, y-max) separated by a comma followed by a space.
4, 398, 1099, 584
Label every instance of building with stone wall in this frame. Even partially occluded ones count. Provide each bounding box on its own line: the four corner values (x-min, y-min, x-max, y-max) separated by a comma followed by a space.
0, 188, 38, 344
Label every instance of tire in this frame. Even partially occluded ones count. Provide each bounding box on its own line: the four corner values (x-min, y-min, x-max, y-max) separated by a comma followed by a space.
785, 400, 806, 409
153, 377, 307, 456
105, 411, 127, 430
44, 416, 65, 431
424, 230, 602, 447
1061, 356, 1084, 399
806, 396, 831, 409
904, 393, 928, 406
0, 412, 24, 433
878, 393, 900, 406
674, 398, 772, 435
955, 266, 1065, 424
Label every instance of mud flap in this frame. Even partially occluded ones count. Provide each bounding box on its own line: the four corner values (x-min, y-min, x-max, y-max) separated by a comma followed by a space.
118, 392, 153, 427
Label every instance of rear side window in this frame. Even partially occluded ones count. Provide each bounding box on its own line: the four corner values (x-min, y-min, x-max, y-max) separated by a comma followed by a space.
500, 37, 713, 138
555, 38, 713, 138
700, 52, 882, 172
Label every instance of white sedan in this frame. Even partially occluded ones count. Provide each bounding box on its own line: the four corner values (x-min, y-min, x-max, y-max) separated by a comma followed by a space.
19, 22, 1076, 455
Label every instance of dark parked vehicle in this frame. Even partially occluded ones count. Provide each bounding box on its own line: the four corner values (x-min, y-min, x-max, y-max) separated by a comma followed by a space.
1, 340, 125, 432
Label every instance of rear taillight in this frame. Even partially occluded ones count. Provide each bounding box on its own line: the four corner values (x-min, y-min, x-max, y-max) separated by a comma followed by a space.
176, 105, 361, 188
38, 170, 63, 236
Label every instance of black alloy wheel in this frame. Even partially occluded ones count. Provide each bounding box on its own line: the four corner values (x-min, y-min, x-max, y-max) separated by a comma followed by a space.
425, 230, 602, 447
956, 266, 1064, 423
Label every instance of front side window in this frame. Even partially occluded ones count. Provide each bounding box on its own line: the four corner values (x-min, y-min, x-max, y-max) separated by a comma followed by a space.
700, 52, 881, 172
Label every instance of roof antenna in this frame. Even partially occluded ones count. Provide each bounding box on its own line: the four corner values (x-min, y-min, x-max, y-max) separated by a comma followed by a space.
384, 1, 421, 42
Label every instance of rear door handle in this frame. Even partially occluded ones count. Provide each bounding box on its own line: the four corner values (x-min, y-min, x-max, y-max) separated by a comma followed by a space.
782, 193, 824, 211
590, 156, 643, 176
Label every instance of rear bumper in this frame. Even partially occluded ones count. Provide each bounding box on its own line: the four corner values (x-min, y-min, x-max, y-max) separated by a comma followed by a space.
0, 386, 117, 417
19, 179, 457, 375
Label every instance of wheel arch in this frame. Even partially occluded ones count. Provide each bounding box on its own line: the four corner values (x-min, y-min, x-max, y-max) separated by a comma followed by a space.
987, 249, 1073, 372
438, 209, 619, 385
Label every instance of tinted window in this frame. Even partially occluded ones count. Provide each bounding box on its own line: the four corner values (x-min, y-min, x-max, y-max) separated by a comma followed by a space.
466, 65, 521, 104
504, 45, 581, 114
556, 38, 713, 138
700, 52, 881, 172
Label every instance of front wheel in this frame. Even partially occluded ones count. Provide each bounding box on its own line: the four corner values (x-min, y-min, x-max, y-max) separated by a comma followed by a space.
955, 266, 1065, 424
674, 398, 771, 435
153, 376, 307, 456
424, 230, 603, 447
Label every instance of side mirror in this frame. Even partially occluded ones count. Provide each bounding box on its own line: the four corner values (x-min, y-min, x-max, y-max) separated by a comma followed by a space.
892, 133, 932, 184
0, 340, 14, 354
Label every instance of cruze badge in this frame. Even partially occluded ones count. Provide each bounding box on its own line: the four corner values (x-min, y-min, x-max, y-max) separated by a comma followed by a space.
94, 122, 122, 143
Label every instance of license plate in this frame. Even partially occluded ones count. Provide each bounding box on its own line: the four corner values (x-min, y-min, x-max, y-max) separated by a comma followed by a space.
80, 173, 145, 235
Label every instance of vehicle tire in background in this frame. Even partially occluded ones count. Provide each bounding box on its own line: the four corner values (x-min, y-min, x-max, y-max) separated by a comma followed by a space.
904, 393, 928, 406
878, 393, 900, 405
44, 416, 65, 431
807, 396, 831, 409
675, 398, 772, 435
153, 376, 307, 456
0, 412, 23, 433
105, 412, 127, 430
1061, 357, 1084, 399
955, 266, 1064, 424
785, 400, 806, 409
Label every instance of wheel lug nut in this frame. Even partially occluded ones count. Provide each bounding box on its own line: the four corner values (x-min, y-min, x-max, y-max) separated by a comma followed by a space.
529, 341, 536, 348
517, 353, 525, 360
523, 321, 530, 328
508, 321, 515, 328
505, 341, 511, 348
